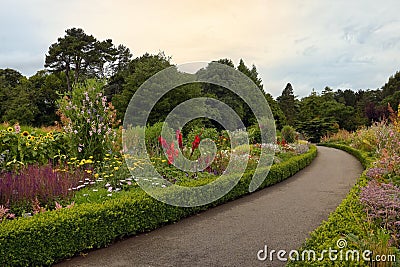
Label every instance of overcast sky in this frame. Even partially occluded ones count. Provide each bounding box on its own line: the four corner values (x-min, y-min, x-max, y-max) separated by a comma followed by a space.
1, 0, 399, 97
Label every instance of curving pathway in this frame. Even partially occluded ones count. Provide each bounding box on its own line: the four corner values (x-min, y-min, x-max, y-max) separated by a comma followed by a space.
55, 146, 363, 267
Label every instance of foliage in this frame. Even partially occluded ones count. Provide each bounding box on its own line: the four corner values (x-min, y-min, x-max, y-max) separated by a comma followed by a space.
144, 122, 167, 156
57, 80, 119, 160
351, 124, 379, 152
0, 163, 89, 216
0, 145, 317, 266
247, 123, 261, 144
277, 83, 297, 126
320, 129, 353, 144
45, 28, 131, 91
359, 181, 400, 243
0, 68, 68, 126
109, 52, 173, 122
0, 126, 68, 171
264, 92, 287, 130
281, 125, 296, 143
297, 117, 338, 143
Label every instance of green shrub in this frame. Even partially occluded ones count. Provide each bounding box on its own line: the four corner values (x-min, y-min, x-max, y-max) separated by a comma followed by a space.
0, 146, 317, 266
281, 125, 296, 143
0, 127, 69, 171
144, 122, 165, 156
57, 80, 119, 161
248, 123, 261, 144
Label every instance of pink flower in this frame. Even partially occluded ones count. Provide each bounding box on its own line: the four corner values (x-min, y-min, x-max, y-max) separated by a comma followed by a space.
55, 201, 63, 210
176, 130, 183, 149
14, 124, 20, 134
108, 186, 113, 192
158, 136, 168, 149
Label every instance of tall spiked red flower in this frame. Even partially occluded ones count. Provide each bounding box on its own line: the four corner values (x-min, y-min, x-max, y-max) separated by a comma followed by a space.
166, 142, 179, 164
176, 130, 183, 149
190, 134, 201, 157
158, 136, 168, 149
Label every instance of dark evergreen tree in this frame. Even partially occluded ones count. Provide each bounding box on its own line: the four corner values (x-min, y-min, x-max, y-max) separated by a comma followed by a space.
277, 83, 297, 126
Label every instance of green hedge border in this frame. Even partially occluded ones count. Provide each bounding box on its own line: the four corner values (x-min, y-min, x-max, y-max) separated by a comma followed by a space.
287, 143, 375, 266
0, 146, 317, 266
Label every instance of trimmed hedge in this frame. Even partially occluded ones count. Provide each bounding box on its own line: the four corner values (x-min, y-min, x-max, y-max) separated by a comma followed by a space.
0, 146, 317, 266
287, 144, 375, 266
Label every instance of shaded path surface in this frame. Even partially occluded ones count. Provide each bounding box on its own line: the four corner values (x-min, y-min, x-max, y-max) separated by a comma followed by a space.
56, 146, 363, 267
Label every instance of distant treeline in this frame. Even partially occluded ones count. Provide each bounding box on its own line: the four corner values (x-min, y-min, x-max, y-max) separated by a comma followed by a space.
0, 28, 399, 142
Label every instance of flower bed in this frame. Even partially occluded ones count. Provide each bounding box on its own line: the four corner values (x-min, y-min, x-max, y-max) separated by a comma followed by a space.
0, 145, 317, 266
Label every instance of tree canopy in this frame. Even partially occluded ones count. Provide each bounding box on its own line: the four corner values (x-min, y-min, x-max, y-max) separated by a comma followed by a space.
1, 27, 400, 141
45, 28, 131, 91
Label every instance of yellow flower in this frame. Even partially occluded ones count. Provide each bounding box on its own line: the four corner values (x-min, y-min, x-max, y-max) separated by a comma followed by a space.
27, 135, 35, 141
161, 159, 167, 163
85, 170, 92, 174
33, 147, 38, 151
26, 142, 31, 147
79, 161, 85, 166
21, 131, 29, 137
7, 127, 13, 132
70, 157, 77, 161
114, 167, 119, 171
89, 156, 93, 159
94, 173, 100, 178
85, 159, 93, 164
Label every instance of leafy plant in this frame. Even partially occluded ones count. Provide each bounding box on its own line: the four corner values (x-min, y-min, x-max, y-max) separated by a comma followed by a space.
0, 164, 90, 216
0, 126, 68, 172
57, 79, 119, 161
281, 125, 296, 143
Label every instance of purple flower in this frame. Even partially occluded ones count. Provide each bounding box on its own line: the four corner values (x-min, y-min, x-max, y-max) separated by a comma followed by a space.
360, 181, 400, 241
366, 167, 387, 179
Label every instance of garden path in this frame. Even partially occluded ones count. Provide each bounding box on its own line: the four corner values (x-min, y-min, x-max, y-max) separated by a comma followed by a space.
55, 146, 363, 267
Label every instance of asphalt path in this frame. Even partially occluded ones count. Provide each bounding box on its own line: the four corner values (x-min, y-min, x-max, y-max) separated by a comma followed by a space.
55, 146, 363, 267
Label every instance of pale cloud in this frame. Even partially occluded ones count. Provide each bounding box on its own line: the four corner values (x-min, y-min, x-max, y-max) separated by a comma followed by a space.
1, 0, 400, 97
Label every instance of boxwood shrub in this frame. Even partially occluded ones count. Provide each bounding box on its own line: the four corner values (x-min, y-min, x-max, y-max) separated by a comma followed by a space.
0, 146, 317, 266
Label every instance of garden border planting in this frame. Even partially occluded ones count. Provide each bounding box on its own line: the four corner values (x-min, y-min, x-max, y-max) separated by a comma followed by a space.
0, 146, 317, 266
287, 143, 377, 266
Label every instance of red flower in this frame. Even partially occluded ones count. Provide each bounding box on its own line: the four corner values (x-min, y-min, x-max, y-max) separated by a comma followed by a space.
158, 136, 168, 149
190, 134, 201, 157
176, 130, 183, 149
167, 142, 179, 164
